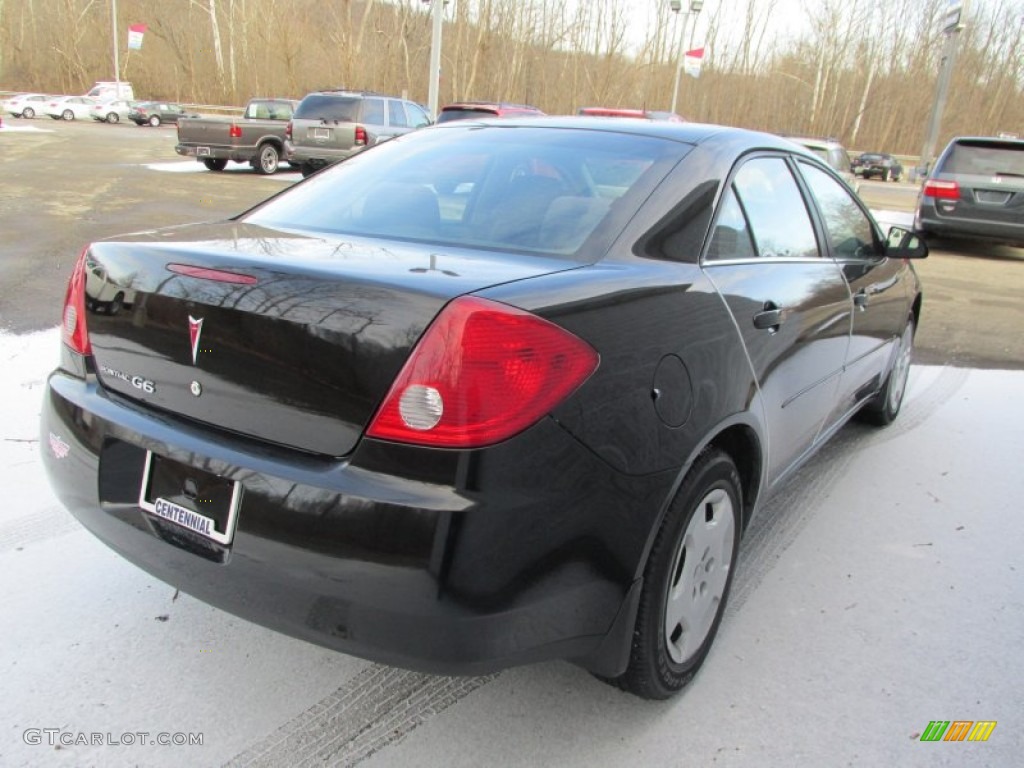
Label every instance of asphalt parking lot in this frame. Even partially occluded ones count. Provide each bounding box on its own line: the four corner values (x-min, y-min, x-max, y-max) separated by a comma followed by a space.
1, 119, 1023, 767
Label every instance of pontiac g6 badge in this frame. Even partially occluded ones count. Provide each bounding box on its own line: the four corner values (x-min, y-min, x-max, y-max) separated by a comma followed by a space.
189, 316, 204, 365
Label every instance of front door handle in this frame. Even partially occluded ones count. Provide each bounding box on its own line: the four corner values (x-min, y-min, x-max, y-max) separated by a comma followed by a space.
753, 301, 784, 332
854, 289, 869, 309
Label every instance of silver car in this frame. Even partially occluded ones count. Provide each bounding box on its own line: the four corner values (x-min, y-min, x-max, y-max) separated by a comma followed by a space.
285, 90, 432, 177
3, 93, 51, 119
90, 99, 135, 124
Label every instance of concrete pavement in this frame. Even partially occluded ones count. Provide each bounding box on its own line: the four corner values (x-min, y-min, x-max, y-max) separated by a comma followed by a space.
2, 328, 1021, 767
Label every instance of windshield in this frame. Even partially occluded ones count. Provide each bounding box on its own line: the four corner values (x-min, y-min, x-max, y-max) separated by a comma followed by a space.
245, 125, 688, 259
294, 94, 361, 121
437, 108, 497, 123
943, 141, 1024, 176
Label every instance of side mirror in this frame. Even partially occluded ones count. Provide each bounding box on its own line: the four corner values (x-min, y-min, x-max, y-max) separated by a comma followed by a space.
885, 226, 928, 259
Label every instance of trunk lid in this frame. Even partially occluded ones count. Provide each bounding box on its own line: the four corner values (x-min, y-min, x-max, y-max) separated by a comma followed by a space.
84, 221, 581, 456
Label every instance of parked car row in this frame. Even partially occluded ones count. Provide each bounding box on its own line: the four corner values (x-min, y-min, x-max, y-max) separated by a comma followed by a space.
3, 89, 195, 127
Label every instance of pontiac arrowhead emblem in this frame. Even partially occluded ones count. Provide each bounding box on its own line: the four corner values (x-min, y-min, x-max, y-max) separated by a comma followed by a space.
189, 316, 204, 365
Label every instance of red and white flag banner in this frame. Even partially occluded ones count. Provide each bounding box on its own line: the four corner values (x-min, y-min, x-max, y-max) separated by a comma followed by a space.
128, 24, 147, 51
684, 47, 705, 79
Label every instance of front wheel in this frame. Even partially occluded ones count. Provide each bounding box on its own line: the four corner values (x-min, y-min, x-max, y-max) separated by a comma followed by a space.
106, 112, 120, 124
606, 449, 742, 699
23, 107, 35, 119
148, 115, 161, 127
62, 109, 74, 121
253, 144, 280, 175
885, 168, 893, 182
859, 316, 915, 426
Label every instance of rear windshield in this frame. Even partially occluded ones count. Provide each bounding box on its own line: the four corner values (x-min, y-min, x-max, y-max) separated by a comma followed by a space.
437, 108, 498, 123
294, 94, 361, 122
245, 125, 688, 259
942, 140, 1024, 176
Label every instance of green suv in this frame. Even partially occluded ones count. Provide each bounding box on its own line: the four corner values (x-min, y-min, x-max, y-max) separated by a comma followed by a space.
285, 90, 433, 177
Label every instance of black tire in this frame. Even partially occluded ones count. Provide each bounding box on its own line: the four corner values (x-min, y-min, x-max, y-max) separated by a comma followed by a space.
884, 168, 893, 182
23, 107, 35, 119
106, 112, 120, 124
253, 143, 280, 175
62, 109, 74, 121
300, 163, 317, 178
607, 449, 742, 700
148, 115, 161, 127
203, 158, 228, 172
859, 316, 915, 426
108, 292, 124, 316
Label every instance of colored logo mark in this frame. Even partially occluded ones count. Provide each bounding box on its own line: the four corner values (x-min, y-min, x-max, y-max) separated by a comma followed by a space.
920, 720, 997, 742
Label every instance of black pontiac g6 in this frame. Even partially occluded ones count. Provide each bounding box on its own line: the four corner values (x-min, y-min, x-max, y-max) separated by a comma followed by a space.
41, 119, 926, 699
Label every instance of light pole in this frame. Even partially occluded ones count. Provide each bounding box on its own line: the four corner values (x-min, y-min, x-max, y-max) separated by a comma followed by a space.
919, 0, 968, 177
424, 0, 446, 119
669, 0, 704, 116
111, 0, 121, 97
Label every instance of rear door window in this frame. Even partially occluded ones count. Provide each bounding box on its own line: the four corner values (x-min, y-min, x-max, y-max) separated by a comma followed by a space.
362, 99, 386, 126
713, 156, 819, 260
388, 100, 409, 128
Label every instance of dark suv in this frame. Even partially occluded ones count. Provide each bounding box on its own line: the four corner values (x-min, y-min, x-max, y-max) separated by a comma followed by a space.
852, 152, 904, 181
915, 136, 1024, 247
285, 90, 433, 177
437, 101, 544, 123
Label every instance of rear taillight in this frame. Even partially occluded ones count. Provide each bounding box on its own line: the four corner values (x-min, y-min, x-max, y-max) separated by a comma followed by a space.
355, 125, 367, 146
62, 249, 92, 356
923, 179, 960, 200
366, 296, 599, 448
229, 123, 242, 138
285, 120, 292, 140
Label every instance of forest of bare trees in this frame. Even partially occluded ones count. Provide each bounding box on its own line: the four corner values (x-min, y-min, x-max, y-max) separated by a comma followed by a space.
1, 0, 1021, 154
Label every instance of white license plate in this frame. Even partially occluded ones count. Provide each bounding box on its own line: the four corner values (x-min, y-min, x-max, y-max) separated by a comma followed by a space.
313, 127, 331, 140
150, 497, 218, 538
197, 146, 211, 157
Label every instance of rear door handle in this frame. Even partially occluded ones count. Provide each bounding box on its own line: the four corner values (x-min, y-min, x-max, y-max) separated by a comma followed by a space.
753, 302, 784, 331
854, 289, 869, 309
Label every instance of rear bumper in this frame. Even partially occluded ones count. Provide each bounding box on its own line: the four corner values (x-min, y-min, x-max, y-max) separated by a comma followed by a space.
917, 202, 1024, 246
175, 144, 256, 163
284, 142, 360, 167
41, 366, 667, 676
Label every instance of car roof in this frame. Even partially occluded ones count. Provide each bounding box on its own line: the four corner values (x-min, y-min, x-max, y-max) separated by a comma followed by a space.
432, 115, 808, 152
946, 135, 1024, 148
442, 101, 540, 111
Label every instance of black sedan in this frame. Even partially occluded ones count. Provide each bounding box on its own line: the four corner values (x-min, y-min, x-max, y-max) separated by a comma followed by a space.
128, 101, 195, 127
41, 119, 926, 700
852, 152, 904, 181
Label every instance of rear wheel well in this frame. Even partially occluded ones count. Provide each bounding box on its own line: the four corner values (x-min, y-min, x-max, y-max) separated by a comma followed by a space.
704, 425, 761, 530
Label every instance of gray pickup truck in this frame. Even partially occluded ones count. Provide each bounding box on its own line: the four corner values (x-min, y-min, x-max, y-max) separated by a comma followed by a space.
175, 98, 299, 174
